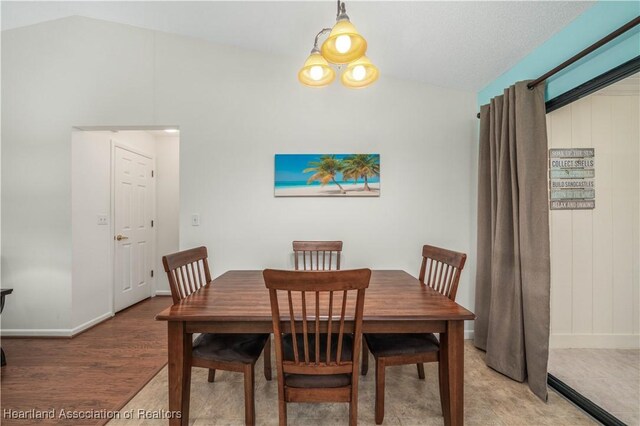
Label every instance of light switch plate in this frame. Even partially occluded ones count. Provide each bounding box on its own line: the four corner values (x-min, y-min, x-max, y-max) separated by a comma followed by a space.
97, 215, 108, 225
191, 214, 200, 226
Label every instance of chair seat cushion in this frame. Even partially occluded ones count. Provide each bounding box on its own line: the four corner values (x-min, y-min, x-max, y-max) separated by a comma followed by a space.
282, 333, 353, 389
192, 333, 269, 364
284, 373, 351, 388
364, 333, 439, 357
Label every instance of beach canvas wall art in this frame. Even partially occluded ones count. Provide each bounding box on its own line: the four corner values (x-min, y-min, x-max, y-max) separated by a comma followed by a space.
275, 154, 380, 197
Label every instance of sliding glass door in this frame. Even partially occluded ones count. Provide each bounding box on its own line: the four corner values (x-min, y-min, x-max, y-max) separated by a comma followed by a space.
546, 72, 640, 425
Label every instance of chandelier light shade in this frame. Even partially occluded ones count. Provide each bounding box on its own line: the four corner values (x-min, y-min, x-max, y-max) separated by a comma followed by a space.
321, 19, 367, 65
341, 55, 379, 88
298, 50, 336, 87
298, 1, 378, 89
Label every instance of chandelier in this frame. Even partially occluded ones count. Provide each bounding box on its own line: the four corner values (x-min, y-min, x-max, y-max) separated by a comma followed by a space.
298, 1, 379, 89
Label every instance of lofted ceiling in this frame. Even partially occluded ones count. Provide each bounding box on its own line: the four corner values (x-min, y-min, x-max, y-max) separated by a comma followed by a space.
1, 1, 594, 91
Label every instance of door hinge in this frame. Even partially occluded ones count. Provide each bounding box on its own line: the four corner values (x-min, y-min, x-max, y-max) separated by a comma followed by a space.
151, 170, 154, 177
151, 219, 154, 228
151, 270, 154, 277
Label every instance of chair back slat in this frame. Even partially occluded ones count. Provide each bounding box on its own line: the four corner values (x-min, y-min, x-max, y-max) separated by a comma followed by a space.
293, 241, 343, 271
162, 246, 211, 304
175, 269, 185, 298
301, 291, 309, 364
444, 265, 453, 295
315, 291, 320, 365
181, 266, 190, 294
264, 269, 370, 376
418, 245, 467, 300
336, 290, 348, 365
189, 263, 199, 290
287, 291, 299, 363
186, 265, 194, 293
326, 291, 334, 362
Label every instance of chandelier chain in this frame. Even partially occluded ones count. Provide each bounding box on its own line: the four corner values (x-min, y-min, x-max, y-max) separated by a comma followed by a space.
313, 28, 333, 50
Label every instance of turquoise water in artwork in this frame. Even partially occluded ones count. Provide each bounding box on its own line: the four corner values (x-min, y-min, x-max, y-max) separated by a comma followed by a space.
274, 154, 380, 188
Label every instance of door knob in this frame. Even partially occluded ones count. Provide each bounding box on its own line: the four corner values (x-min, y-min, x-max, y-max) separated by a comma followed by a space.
115, 234, 129, 241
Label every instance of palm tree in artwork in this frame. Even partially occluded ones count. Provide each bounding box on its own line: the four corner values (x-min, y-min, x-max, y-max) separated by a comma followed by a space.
303, 155, 346, 194
342, 154, 380, 191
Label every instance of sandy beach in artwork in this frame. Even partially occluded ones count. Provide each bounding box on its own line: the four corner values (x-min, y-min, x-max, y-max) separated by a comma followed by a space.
275, 183, 380, 197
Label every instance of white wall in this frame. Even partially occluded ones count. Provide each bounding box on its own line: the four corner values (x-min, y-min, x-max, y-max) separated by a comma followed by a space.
548, 81, 639, 349
1, 16, 477, 335
71, 130, 114, 333
155, 134, 180, 295
2, 17, 155, 334
69, 130, 179, 335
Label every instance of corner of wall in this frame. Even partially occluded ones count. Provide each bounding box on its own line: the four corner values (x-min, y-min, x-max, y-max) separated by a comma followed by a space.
477, 1, 640, 106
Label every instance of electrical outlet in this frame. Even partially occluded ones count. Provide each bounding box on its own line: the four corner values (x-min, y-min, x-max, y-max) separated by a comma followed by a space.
97, 215, 108, 225
191, 214, 200, 226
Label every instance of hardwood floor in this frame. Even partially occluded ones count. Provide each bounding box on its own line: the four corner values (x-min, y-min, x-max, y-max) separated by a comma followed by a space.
0, 296, 172, 425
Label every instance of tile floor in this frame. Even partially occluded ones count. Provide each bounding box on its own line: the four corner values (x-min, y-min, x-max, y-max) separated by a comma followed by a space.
549, 348, 640, 425
110, 341, 597, 425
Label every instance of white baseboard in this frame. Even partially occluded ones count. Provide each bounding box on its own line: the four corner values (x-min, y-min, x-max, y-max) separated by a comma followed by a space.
1, 328, 74, 337
1, 312, 114, 338
71, 312, 114, 336
155, 290, 172, 296
550, 333, 640, 349
464, 330, 474, 340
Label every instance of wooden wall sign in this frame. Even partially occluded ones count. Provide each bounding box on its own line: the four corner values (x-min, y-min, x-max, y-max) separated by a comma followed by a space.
549, 148, 595, 210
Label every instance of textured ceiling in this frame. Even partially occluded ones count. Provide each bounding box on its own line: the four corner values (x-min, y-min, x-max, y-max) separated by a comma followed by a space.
1, 1, 594, 91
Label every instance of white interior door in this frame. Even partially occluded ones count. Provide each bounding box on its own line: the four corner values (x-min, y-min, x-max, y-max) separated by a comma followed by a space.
113, 145, 155, 312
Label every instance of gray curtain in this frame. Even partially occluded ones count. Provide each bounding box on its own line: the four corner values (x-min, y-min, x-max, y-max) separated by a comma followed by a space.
473, 81, 551, 401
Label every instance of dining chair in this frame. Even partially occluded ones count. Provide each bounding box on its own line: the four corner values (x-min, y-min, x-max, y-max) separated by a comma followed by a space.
264, 268, 371, 426
361, 244, 467, 424
293, 240, 343, 270
162, 246, 271, 426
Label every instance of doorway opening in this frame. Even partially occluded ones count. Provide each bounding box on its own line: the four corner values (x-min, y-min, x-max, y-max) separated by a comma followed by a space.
546, 70, 639, 426
71, 127, 180, 322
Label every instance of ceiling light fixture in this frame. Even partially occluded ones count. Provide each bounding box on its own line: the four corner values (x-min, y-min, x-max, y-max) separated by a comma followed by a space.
341, 55, 379, 88
298, 1, 378, 89
164, 128, 179, 133
298, 31, 336, 87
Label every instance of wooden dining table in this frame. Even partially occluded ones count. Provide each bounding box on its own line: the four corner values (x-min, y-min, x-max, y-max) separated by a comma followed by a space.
156, 270, 475, 426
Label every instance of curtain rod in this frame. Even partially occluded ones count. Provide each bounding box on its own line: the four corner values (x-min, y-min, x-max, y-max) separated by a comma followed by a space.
476, 16, 640, 119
